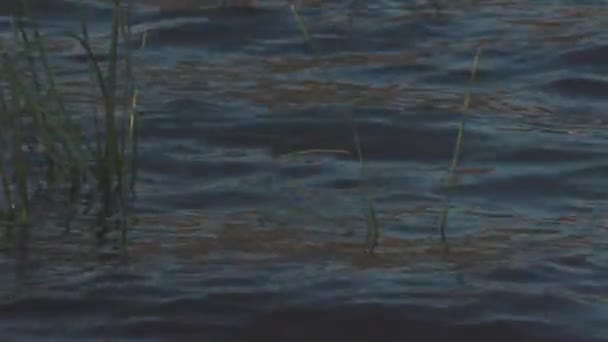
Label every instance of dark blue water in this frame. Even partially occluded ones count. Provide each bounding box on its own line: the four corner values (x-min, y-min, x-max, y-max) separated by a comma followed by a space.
1, 0, 608, 341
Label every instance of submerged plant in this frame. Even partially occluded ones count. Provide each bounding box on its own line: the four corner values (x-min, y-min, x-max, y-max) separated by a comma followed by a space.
438, 47, 481, 242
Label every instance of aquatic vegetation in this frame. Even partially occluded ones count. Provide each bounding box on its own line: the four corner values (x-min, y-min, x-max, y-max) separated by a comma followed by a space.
438, 47, 481, 242
289, 3, 380, 254
0, 0, 142, 239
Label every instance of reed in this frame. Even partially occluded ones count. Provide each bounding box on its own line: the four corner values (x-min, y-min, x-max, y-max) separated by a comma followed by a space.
66, 0, 143, 237
438, 47, 481, 242
0, 34, 32, 225
289, 3, 380, 254
0, 0, 142, 237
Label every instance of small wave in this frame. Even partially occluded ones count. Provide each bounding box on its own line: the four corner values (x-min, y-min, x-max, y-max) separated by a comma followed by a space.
136, 6, 285, 50
0, 0, 88, 16
202, 119, 490, 162
544, 77, 608, 99
495, 146, 606, 164
561, 45, 608, 67
238, 303, 568, 342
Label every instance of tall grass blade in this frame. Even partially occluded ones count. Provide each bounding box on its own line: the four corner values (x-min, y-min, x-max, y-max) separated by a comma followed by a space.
21, 0, 92, 210
438, 47, 481, 242
1, 52, 30, 224
290, 3, 380, 253
0, 0, 142, 233
290, 4, 320, 56
76, 0, 104, 207
102, 0, 121, 218
127, 30, 146, 198
66, 31, 113, 212
0, 59, 15, 220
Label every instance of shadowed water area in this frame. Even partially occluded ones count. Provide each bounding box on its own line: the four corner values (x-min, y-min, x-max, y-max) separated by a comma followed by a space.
1, 0, 608, 341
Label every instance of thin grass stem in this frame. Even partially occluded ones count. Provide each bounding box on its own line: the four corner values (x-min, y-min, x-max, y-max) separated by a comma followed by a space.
289, 3, 380, 253
438, 47, 481, 242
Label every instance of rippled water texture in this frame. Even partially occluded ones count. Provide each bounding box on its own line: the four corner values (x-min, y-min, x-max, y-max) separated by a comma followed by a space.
2, 0, 608, 341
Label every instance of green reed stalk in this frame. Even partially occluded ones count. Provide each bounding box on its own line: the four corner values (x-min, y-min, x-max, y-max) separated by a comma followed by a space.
117, 1, 145, 200
0, 86, 15, 220
15, 17, 60, 184
31, 21, 89, 175
438, 47, 481, 242
1, 51, 30, 224
116, 0, 144, 240
127, 31, 146, 198
104, 0, 121, 217
0, 156, 13, 220
68, 0, 123, 218
21, 0, 91, 207
77, 0, 104, 196
290, 3, 380, 253
0, 0, 140, 230
16, 19, 42, 94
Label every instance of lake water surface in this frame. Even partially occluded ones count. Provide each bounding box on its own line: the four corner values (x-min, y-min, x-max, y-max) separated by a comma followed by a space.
1, 0, 608, 341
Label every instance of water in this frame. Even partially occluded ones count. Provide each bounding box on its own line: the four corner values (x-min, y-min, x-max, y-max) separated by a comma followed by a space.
1, 0, 608, 341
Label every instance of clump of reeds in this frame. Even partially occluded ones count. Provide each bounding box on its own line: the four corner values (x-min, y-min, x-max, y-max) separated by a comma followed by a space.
438, 47, 481, 242
289, 3, 380, 254
0, 0, 143, 240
